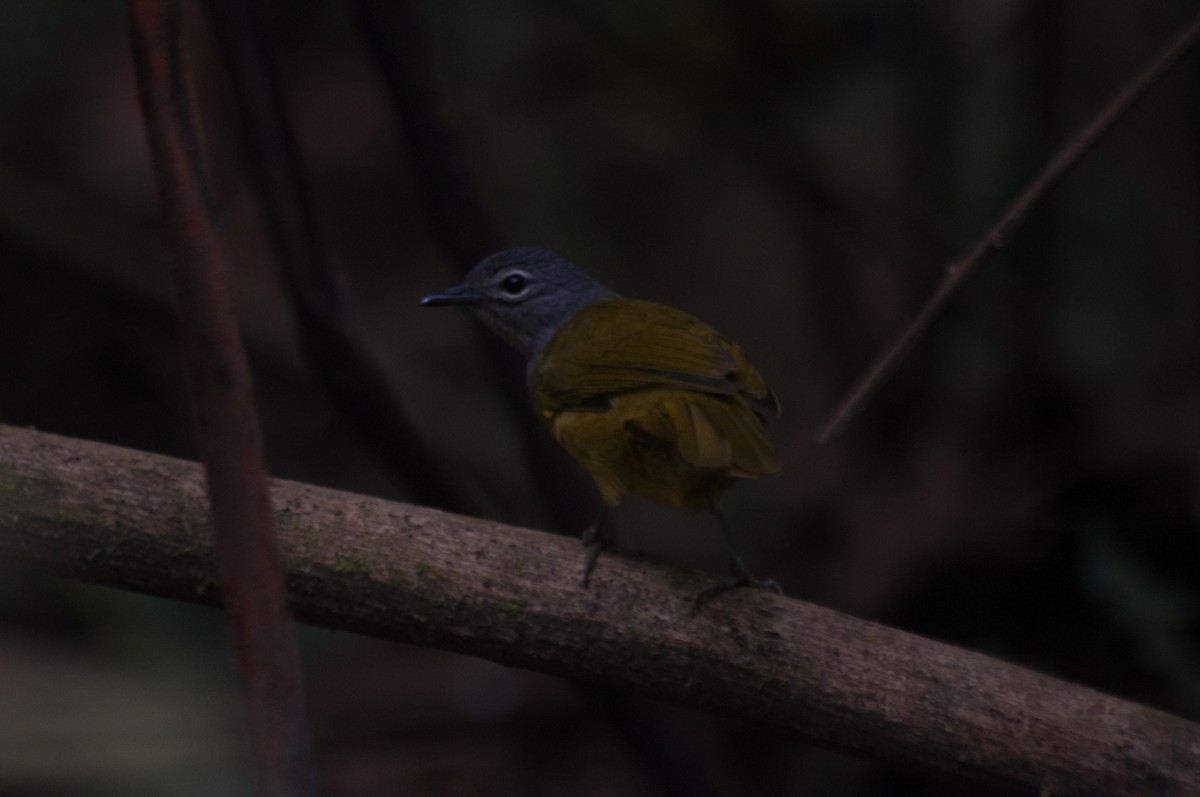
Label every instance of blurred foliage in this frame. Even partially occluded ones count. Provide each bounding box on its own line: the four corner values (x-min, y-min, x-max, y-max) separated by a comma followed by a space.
2, 1, 1199, 795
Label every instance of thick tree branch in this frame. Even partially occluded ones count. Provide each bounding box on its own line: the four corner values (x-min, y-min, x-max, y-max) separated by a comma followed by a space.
1, 423, 1197, 796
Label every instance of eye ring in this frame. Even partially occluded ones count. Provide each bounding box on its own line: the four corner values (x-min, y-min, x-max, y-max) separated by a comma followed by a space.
500, 272, 528, 295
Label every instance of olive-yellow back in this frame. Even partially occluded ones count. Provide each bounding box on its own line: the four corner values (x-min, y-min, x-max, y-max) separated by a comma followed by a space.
532, 296, 781, 508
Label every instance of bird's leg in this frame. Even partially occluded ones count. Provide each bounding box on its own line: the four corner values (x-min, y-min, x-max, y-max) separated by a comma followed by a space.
693, 505, 783, 610
581, 506, 612, 587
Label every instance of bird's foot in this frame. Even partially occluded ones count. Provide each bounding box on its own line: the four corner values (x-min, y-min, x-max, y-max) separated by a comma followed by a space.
581, 524, 612, 587
692, 570, 783, 612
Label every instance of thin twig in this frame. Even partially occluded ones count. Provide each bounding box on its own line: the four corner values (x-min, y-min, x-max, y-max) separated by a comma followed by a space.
818, 11, 1200, 443
347, 0, 598, 533
125, 3, 315, 795
3, 423, 1199, 797
345, 0, 501, 267
203, 0, 475, 515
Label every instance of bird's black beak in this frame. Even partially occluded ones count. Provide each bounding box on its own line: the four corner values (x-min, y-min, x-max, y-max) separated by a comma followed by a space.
420, 284, 484, 306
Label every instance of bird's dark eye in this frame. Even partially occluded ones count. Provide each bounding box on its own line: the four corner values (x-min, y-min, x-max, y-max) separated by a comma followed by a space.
500, 273, 527, 295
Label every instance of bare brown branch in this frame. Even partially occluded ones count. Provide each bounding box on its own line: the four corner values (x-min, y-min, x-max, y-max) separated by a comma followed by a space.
2, 424, 1197, 796
818, 10, 1200, 443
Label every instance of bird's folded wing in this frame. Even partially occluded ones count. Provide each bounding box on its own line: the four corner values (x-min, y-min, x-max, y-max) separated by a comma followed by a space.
534, 298, 780, 418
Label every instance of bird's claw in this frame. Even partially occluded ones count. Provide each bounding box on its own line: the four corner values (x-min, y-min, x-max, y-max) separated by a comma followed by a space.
581, 524, 611, 587
692, 571, 783, 612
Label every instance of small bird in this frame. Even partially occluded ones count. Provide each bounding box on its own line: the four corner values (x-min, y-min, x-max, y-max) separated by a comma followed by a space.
422, 247, 782, 605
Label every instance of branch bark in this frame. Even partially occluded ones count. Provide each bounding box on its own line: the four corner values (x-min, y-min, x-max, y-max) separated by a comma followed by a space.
2, 423, 1197, 796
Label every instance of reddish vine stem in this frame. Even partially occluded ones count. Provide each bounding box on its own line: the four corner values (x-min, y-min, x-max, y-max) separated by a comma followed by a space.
126, 2, 315, 795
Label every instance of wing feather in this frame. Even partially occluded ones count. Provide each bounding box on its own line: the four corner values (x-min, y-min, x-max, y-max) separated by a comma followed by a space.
533, 297, 780, 420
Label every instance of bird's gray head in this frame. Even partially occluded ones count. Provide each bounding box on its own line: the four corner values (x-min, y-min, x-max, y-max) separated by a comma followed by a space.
421, 247, 617, 361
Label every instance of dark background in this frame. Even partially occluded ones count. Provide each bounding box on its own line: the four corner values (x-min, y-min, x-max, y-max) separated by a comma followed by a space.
2, 1, 1199, 794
